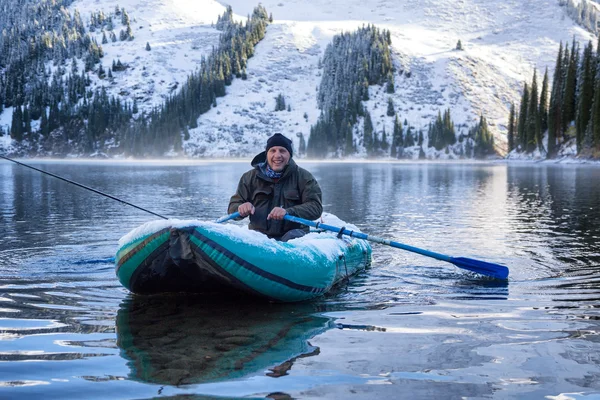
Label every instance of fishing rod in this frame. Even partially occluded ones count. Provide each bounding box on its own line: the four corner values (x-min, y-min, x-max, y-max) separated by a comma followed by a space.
0, 154, 168, 220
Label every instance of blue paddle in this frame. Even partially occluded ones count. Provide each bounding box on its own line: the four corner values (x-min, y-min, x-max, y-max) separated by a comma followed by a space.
283, 214, 509, 279
215, 212, 241, 223
216, 212, 509, 279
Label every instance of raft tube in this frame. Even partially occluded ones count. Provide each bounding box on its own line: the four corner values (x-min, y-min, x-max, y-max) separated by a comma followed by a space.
115, 214, 372, 302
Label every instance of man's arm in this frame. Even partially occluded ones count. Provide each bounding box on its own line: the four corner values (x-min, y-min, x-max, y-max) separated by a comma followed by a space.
285, 173, 323, 221
228, 174, 252, 215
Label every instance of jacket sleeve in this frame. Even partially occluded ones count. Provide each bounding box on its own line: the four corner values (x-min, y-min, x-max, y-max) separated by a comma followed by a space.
286, 172, 323, 221
228, 173, 252, 215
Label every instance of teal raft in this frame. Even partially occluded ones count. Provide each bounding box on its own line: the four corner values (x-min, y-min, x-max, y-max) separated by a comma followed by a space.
115, 215, 372, 302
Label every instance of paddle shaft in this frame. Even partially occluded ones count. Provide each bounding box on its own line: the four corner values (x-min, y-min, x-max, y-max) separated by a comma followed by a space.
215, 211, 241, 223
283, 214, 509, 279
284, 215, 452, 262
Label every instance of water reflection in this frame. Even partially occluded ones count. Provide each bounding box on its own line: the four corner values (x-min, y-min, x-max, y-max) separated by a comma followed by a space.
506, 165, 600, 286
116, 294, 332, 385
3, 161, 600, 399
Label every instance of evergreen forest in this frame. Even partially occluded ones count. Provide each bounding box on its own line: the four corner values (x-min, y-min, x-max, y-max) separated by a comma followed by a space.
508, 38, 600, 158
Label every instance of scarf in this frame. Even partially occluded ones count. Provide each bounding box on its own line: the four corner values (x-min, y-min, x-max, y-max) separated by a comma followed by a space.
261, 163, 284, 179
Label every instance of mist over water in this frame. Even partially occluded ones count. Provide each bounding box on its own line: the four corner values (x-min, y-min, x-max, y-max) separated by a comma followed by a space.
1, 160, 599, 399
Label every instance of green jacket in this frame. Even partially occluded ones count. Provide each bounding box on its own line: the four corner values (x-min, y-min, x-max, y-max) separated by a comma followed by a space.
228, 152, 323, 238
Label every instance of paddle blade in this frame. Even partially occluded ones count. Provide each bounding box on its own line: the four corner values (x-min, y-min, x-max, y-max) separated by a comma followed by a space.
450, 257, 509, 280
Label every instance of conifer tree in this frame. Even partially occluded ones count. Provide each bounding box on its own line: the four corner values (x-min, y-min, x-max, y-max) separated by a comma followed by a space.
517, 83, 529, 150
576, 41, 595, 152
23, 106, 31, 135
298, 132, 306, 155
363, 110, 374, 156
40, 109, 49, 137
443, 108, 456, 146
10, 106, 24, 141
591, 77, 600, 151
386, 97, 395, 116
548, 42, 564, 157
381, 126, 389, 151
473, 115, 495, 158
507, 102, 516, 152
562, 41, 577, 135
386, 74, 395, 93
526, 70, 539, 152
373, 131, 380, 153
275, 93, 286, 111
405, 126, 415, 147
539, 68, 550, 146
391, 115, 402, 158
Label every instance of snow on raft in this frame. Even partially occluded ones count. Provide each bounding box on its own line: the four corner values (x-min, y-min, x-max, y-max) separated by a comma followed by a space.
115, 213, 372, 302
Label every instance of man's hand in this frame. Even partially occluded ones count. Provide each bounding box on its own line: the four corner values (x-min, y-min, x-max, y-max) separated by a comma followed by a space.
267, 207, 287, 220
238, 202, 255, 217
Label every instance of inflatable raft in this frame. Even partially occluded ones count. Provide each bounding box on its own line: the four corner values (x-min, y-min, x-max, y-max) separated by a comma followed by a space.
115, 214, 372, 302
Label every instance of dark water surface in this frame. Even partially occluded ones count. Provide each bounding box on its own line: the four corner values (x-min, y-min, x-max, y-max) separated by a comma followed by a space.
1, 160, 599, 399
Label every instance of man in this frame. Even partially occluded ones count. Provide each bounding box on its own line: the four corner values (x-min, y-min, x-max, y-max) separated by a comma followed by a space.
228, 133, 322, 241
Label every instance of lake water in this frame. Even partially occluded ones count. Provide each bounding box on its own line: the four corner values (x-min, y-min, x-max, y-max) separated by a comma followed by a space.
1, 160, 599, 399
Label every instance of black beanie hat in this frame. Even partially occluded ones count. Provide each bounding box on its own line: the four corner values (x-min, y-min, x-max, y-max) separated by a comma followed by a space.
265, 133, 293, 157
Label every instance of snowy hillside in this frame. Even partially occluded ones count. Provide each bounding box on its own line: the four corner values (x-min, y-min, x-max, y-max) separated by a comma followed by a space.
0, 0, 595, 158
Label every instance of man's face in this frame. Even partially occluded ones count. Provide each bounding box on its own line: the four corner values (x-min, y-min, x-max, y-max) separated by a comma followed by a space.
267, 146, 291, 172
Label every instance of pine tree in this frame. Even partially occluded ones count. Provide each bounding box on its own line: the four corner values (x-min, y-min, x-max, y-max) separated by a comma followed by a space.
386, 97, 395, 116
386, 74, 395, 93
591, 77, 600, 152
473, 115, 495, 158
548, 42, 564, 157
23, 106, 31, 135
299, 132, 307, 155
363, 110, 374, 156
391, 115, 402, 157
517, 83, 529, 150
526, 70, 539, 152
507, 102, 516, 152
562, 41, 577, 135
405, 126, 415, 147
539, 68, 550, 148
576, 41, 595, 153
373, 131, 380, 153
443, 108, 456, 146
40, 108, 49, 137
275, 93, 286, 111
10, 106, 24, 141
146, 42, 151, 51
381, 126, 389, 151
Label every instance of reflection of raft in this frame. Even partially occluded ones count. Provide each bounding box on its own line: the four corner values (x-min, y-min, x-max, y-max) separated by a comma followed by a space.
116, 295, 331, 385
115, 214, 371, 302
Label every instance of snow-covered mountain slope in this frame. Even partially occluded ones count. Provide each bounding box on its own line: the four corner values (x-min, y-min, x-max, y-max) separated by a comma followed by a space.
199, 0, 593, 157
1, 0, 591, 158
68, 0, 229, 113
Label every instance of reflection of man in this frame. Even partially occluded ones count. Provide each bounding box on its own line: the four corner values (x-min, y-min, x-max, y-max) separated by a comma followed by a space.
228, 133, 322, 241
